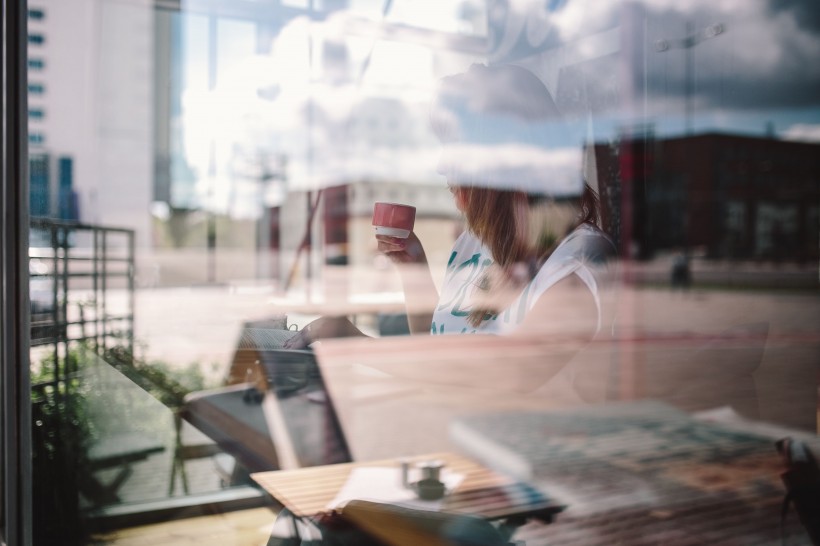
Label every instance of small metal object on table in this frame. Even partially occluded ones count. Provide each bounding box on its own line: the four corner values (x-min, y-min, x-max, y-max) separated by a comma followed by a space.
251, 451, 563, 526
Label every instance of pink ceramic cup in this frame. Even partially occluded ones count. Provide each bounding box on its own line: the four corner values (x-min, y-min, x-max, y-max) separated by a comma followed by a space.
372, 202, 416, 239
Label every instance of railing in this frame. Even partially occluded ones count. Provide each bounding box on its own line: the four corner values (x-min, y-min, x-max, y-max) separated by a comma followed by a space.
28, 219, 139, 542
28, 218, 265, 535
29, 218, 135, 387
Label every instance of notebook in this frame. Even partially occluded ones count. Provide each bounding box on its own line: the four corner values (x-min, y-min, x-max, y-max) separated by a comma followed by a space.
449, 400, 779, 514
236, 327, 300, 350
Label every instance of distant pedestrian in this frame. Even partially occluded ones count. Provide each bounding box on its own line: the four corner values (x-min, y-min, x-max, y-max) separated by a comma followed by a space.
671, 251, 691, 291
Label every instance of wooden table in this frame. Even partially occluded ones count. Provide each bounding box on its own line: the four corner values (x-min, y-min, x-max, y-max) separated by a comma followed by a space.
251, 452, 563, 523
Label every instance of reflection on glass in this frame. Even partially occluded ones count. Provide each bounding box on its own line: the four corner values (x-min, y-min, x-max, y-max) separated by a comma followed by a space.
23, 0, 819, 543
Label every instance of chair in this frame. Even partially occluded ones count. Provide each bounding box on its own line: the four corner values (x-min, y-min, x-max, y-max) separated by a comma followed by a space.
181, 383, 279, 474
224, 316, 290, 391
267, 500, 527, 546
341, 500, 521, 546
167, 410, 226, 495
68, 356, 168, 505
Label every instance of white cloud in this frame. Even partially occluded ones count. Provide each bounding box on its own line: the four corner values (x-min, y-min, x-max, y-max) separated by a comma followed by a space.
639, 0, 820, 109
782, 123, 820, 142
639, 0, 760, 14
437, 143, 582, 195
498, 0, 820, 112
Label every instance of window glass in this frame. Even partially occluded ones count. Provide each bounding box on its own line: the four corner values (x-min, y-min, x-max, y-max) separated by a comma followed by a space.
25, 1, 819, 544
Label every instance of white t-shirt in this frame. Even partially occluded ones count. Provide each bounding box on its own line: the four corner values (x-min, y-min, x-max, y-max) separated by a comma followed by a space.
430, 224, 616, 336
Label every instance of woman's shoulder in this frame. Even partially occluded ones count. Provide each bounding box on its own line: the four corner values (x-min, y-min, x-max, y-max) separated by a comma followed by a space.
448, 230, 488, 261
554, 223, 616, 263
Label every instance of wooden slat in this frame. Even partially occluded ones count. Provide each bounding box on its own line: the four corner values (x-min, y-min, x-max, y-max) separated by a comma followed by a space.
251, 452, 562, 520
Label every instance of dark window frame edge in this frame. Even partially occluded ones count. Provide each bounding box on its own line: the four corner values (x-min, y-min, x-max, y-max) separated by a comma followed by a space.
2, 0, 33, 544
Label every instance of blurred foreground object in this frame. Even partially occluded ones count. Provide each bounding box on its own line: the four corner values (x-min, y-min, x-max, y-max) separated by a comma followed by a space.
776, 437, 820, 545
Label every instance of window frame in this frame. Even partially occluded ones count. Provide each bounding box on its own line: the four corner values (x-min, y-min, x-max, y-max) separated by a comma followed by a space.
2, 0, 33, 544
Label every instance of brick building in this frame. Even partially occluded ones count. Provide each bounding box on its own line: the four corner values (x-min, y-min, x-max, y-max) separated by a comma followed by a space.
595, 132, 820, 261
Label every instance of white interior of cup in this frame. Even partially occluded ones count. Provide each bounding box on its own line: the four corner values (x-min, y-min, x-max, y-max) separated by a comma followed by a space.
373, 226, 411, 239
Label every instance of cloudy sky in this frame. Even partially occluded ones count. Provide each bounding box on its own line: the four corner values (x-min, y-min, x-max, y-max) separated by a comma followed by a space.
175, 0, 820, 213
486, 0, 820, 134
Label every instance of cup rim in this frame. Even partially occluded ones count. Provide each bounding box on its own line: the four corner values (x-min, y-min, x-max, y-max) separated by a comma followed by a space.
373, 201, 416, 209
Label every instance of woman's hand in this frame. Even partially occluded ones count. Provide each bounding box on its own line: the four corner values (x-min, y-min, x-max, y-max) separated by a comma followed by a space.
376, 232, 427, 265
282, 324, 313, 350
282, 316, 365, 349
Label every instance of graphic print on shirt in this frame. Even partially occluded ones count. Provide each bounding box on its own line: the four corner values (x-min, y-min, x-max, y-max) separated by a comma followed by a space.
431, 250, 494, 334
430, 225, 615, 336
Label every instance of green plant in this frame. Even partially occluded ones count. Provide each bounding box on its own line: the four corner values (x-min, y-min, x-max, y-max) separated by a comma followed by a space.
100, 344, 210, 410
32, 341, 218, 543
32, 349, 95, 545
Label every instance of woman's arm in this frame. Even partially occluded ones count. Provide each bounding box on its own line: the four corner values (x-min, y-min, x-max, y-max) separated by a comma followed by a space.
376, 232, 438, 335
515, 273, 599, 342
282, 316, 367, 349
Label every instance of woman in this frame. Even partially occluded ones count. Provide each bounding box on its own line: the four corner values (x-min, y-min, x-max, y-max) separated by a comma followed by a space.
285, 64, 615, 348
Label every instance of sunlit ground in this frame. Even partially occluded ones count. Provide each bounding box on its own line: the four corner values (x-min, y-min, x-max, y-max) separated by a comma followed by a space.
93, 507, 275, 545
